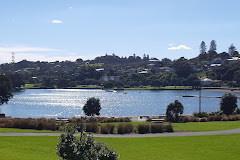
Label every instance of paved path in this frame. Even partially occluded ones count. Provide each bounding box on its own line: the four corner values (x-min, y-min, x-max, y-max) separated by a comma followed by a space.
1, 128, 240, 137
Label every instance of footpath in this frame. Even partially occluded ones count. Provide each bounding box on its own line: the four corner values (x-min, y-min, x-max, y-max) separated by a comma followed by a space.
1, 127, 240, 138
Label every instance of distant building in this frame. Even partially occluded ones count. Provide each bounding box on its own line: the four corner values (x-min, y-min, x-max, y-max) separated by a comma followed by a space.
100, 76, 120, 81
200, 78, 213, 86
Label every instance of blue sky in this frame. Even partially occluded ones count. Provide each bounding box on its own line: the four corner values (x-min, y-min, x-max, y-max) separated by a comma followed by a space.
0, 0, 240, 63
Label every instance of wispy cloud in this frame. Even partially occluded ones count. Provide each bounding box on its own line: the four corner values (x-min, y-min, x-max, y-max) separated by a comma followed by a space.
0, 46, 64, 52
0, 45, 98, 64
168, 45, 192, 50
168, 43, 174, 46
51, 20, 63, 24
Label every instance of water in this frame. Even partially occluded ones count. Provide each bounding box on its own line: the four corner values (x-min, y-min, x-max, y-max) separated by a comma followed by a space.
1, 89, 240, 118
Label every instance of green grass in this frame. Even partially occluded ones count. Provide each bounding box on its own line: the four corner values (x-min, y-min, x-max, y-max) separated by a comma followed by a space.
1, 134, 240, 160
0, 128, 63, 133
66, 85, 102, 89
172, 121, 240, 132
122, 86, 192, 90
24, 84, 39, 89
0, 136, 59, 160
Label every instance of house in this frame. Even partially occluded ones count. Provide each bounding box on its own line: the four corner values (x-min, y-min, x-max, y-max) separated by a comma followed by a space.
228, 57, 240, 63
100, 76, 120, 81
200, 78, 213, 86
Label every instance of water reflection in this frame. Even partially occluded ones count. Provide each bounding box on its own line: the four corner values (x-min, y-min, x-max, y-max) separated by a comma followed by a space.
1, 89, 240, 118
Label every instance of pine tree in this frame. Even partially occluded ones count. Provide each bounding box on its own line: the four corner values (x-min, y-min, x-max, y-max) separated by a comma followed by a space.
200, 41, 206, 54
228, 43, 236, 56
209, 40, 217, 51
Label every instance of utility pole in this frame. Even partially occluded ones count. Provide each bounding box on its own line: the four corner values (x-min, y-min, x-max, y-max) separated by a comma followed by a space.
199, 86, 201, 113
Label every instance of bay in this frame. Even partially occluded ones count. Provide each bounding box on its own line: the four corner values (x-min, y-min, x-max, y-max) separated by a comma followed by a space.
1, 89, 240, 118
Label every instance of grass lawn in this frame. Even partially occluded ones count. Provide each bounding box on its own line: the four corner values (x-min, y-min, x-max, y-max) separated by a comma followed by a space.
1, 134, 240, 160
99, 121, 240, 132
172, 121, 240, 132
0, 128, 62, 133
122, 86, 192, 90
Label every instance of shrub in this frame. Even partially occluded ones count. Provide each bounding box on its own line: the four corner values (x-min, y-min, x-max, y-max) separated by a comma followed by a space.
117, 124, 125, 134
137, 124, 150, 134
189, 117, 199, 122
200, 117, 207, 122
164, 123, 173, 132
117, 123, 133, 134
85, 123, 99, 133
207, 116, 214, 121
193, 111, 208, 118
57, 129, 119, 160
181, 116, 190, 123
151, 124, 163, 133
101, 124, 115, 134
101, 125, 109, 134
221, 115, 228, 121
228, 115, 237, 121
213, 115, 222, 121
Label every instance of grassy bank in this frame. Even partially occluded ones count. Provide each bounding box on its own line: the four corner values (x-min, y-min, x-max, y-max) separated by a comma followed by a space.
1, 134, 240, 160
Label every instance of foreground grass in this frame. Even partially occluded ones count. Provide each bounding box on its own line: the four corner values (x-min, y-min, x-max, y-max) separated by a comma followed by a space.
172, 121, 240, 132
1, 134, 240, 160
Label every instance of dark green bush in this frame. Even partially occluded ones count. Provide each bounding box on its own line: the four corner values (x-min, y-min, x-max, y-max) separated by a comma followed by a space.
151, 124, 163, 133
101, 124, 115, 134
164, 123, 173, 132
85, 123, 99, 133
137, 124, 150, 134
117, 123, 133, 134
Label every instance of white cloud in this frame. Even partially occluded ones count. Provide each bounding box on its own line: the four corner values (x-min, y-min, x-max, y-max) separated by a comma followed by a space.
51, 20, 63, 24
168, 45, 192, 50
69, 6, 73, 9
168, 43, 174, 46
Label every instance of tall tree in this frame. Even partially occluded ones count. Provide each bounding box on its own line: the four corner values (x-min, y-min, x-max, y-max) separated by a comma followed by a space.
220, 93, 238, 115
228, 43, 237, 56
83, 97, 101, 116
166, 100, 184, 123
200, 41, 207, 54
209, 40, 217, 52
0, 75, 13, 105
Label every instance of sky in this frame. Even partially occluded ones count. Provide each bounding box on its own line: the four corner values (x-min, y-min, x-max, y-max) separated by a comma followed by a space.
1, 0, 240, 64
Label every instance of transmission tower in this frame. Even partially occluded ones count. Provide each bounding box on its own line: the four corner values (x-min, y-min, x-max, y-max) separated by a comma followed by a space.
12, 52, 15, 63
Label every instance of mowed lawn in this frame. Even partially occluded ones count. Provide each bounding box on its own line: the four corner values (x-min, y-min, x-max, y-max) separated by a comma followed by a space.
1, 134, 240, 160
172, 120, 240, 131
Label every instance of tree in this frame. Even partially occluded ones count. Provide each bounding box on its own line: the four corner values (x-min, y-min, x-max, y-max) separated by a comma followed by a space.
57, 127, 119, 160
166, 100, 184, 123
83, 97, 101, 116
0, 75, 13, 105
209, 40, 217, 52
228, 43, 237, 56
200, 41, 207, 54
220, 93, 238, 115
173, 57, 193, 78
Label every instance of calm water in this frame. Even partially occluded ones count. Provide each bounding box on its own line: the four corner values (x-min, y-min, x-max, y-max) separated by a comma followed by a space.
1, 89, 240, 118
